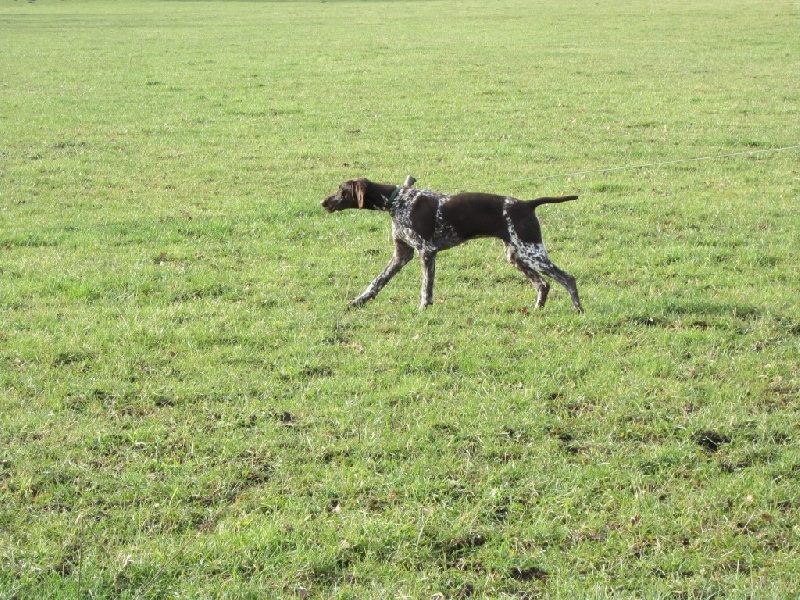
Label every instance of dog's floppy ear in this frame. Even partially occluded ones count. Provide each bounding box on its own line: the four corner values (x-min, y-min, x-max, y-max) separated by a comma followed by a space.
352, 179, 367, 208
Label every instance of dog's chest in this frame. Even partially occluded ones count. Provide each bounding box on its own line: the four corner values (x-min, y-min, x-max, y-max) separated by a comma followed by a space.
389, 189, 460, 251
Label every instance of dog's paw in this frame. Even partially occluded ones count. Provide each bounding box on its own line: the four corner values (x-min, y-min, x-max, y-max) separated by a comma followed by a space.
348, 296, 370, 308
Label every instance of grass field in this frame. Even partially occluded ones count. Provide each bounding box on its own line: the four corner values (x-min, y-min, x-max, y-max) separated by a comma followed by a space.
1, 0, 799, 597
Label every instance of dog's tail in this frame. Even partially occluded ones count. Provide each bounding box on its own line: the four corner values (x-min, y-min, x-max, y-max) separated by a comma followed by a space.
526, 195, 578, 209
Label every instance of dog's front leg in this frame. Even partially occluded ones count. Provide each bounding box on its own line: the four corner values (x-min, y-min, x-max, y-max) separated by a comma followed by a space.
349, 239, 414, 307
419, 250, 436, 309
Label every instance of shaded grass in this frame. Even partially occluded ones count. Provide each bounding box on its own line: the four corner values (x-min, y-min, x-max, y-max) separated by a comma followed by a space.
1, 0, 799, 598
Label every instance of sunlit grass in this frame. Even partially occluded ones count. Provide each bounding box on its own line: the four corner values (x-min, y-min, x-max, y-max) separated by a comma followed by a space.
1, 0, 798, 598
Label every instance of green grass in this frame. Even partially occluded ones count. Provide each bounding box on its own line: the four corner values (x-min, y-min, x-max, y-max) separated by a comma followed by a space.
1, 0, 799, 598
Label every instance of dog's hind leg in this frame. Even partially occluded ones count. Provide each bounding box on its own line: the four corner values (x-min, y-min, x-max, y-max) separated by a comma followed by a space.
505, 243, 550, 308
508, 242, 583, 313
539, 261, 582, 313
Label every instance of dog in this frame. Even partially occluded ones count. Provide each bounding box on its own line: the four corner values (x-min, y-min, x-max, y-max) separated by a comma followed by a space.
321, 178, 583, 312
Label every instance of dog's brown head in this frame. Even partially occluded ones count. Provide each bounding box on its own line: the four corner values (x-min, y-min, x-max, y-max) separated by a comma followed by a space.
321, 178, 369, 213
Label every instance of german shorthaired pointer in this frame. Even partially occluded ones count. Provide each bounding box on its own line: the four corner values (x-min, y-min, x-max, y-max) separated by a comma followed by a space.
321, 178, 583, 312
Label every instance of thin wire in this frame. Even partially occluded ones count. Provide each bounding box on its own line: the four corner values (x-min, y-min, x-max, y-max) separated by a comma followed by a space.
471, 144, 800, 189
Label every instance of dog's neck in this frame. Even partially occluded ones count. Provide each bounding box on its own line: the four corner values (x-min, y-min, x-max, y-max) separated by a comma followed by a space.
365, 181, 405, 211
383, 186, 402, 209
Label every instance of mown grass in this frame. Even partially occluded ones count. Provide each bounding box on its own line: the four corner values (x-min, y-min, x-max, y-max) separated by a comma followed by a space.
1, 0, 799, 598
